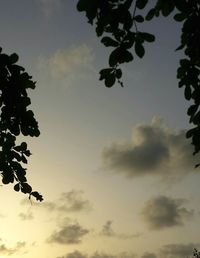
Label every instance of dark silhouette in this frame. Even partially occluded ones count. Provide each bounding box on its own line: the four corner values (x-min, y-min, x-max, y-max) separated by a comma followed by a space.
0, 48, 43, 201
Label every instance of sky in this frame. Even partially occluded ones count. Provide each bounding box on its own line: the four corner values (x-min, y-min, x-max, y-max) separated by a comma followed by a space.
0, 1, 200, 258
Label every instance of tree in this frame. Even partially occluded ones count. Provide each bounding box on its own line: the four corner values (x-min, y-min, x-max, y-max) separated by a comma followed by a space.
193, 249, 200, 258
77, 0, 200, 163
0, 48, 43, 201
0, 0, 200, 200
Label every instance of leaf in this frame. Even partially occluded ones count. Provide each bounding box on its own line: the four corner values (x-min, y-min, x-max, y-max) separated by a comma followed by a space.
123, 50, 133, 63
99, 68, 113, 80
124, 0, 133, 9
134, 15, 144, 23
187, 105, 198, 117
21, 183, 32, 194
14, 183, 20, 192
101, 37, 119, 47
109, 48, 120, 67
146, 8, 156, 20
105, 73, 116, 88
174, 13, 186, 22
136, 0, 148, 9
135, 42, 145, 58
186, 128, 197, 139
30, 191, 44, 202
161, 1, 175, 16
184, 86, 191, 100
116, 69, 122, 79
9, 53, 19, 64
141, 32, 155, 42
21, 155, 28, 164
24, 150, 32, 157
21, 142, 27, 151
77, 0, 88, 11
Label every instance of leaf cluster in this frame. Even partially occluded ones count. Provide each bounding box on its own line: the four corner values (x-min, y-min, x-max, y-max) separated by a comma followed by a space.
0, 48, 43, 201
77, 0, 155, 87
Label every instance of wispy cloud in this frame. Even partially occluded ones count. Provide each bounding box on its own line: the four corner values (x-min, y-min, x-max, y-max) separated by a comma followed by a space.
141, 195, 194, 230
0, 241, 26, 255
36, 0, 62, 17
140, 244, 199, 258
21, 189, 91, 213
141, 252, 157, 258
100, 220, 142, 239
19, 211, 34, 221
102, 117, 197, 181
57, 250, 136, 258
38, 44, 94, 88
159, 243, 200, 258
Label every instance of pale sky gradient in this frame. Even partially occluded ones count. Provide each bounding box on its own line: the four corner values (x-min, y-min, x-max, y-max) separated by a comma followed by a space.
0, 1, 200, 258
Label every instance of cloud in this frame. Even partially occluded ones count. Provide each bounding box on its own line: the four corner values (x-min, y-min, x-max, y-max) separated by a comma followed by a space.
19, 211, 34, 221
58, 250, 87, 258
101, 220, 115, 236
57, 190, 92, 212
38, 44, 94, 88
102, 117, 197, 180
100, 220, 142, 239
0, 241, 26, 255
36, 0, 62, 17
159, 243, 199, 258
48, 222, 89, 244
141, 195, 194, 230
57, 250, 136, 258
141, 252, 157, 258
21, 189, 91, 213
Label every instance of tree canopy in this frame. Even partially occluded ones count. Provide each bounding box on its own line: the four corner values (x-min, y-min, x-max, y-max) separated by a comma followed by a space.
0, 48, 43, 201
0, 0, 200, 200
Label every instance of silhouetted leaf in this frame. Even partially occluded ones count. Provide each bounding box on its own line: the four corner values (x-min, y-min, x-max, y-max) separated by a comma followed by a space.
116, 69, 122, 79
134, 15, 144, 23
109, 48, 120, 67
184, 86, 192, 100
161, 1, 175, 16
101, 37, 119, 47
174, 13, 186, 22
9, 53, 19, 64
141, 32, 155, 42
105, 74, 116, 88
77, 0, 90, 11
136, 0, 148, 9
187, 105, 198, 117
21, 183, 32, 194
135, 42, 145, 58
146, 8, 156, 20
30, 191, 44, 202
14, 183, 20, 192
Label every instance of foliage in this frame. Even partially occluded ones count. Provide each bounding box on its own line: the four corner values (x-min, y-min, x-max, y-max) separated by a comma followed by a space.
192, 249, 200, 258
0, 47, 43, 201
77, 0, 200, 162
